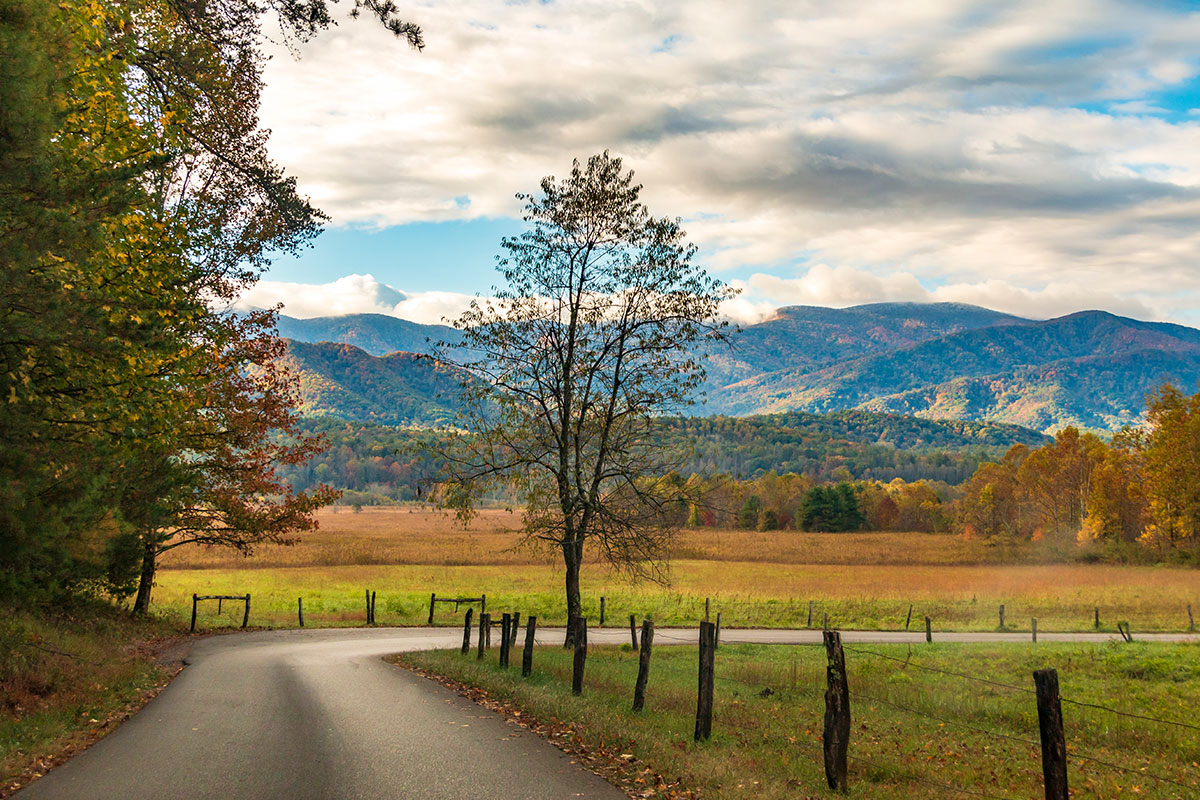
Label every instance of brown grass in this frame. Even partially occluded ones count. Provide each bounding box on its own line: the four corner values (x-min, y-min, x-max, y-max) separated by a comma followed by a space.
160, 507, 1029, 570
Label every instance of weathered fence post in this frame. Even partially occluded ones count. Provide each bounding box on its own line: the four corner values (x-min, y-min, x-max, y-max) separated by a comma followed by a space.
823, 612, 829, 631
999, 604, 1005, 629
823, 630, 850, 792
705, 597, 710, 622
1033, 669, 1069, 800
218, 597, 222, 614
485, 614, 492, 649
242, 594, 250, 628
694, 621, 716, 741
511, 612, 521, 647
461, 608, 473, 655
499, 613, 511, 668
522, 616, 537, 677
571, 617, 588, 696
1032, 617, 1038, 642
632, 619, 654, 712
1118, 621, 1133, 642
904, 604, 913, 630
629, 614, 639, 651
1094, 607, 1100, 629
807, 601, 814, 628
370, 591, 376, 625
298, 597, 304, 628
1189, 603, 1195, 632
925, 616, 932, 643
600, 597, 606, 626
365, 589, 371, 624
428, 592, 436, 625
191, 594, 198, 633
477, 612, 488, 660
715, 612, 721, 648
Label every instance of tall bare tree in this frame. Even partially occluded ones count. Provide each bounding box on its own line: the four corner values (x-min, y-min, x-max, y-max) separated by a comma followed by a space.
436, 152, 734, 634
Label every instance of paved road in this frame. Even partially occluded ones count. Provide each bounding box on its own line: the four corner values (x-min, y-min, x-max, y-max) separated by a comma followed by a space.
17, 626, 1198, 799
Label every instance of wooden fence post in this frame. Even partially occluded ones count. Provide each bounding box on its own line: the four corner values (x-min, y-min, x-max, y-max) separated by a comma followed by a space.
1033, 669, 1069, 800
904, 604, 913, 630
823, 612, 829, 631
218, 597, 222, 614
705, 597, 710, 622
461, 608, 473, 655
571, 617, 588, 696
999, 604, 1005, 629
428, 592, 436, 625
694, 621, 715, 741
1032, 617, 1038, 642
499, 613, 511, 668
477, 612, 488, 660
807, 601, 814, 628
485, 615, 492, 649
715, 612, 721, 648
298, 597, 304, 628
600, 597, 606, 626
481, 593, 486, 614
925, 616, 932, 643
522, 616, 537, 677
629, 614, 639, 651
191, 594, 198, 633
242, 594, 250, 628
365, 589, 371, 624
823, 630, 850, 792
1094, 607, 1100, 629
511, 612, 521, 647
632, 619, 654, 712
1189, 604, 1195, 632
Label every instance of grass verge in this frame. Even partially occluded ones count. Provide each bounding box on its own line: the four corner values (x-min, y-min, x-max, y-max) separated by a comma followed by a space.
399, 640, 1200, 799
0, 602, 184, 797
154, 560, 1200, 633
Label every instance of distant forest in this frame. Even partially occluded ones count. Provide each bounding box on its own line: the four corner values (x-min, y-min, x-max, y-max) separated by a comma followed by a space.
280, 411, 1049, 505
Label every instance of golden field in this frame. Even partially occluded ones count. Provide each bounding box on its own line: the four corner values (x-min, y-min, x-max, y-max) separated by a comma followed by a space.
153, 508, 1200, 633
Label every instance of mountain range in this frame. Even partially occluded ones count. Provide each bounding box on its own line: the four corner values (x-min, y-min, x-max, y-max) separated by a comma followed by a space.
275, 302, 1200, 432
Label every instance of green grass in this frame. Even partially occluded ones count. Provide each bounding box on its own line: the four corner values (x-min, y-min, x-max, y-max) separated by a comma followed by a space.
401, 640, 1200, 799
0, 603, 178, 796
153, 561, 1200, 633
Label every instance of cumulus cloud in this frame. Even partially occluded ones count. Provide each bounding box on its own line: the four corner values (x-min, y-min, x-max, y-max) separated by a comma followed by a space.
237, 274, 477, 325
258, 0, 1200, 324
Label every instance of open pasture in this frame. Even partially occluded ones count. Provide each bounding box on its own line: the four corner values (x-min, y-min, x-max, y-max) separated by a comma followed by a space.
154, 510, 1199, 632
402, 641, 1200, 799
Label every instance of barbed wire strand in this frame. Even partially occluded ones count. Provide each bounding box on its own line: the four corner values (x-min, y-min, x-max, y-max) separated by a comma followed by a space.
849, 690, 1041, 749
840, 644, 1033, 694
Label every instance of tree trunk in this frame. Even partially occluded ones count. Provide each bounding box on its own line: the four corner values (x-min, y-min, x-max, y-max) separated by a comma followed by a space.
133, 540, 157, 616
563, 540, 583, 646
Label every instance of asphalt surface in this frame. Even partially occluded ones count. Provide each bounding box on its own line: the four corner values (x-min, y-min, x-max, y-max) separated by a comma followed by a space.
16, 625, 1198, 799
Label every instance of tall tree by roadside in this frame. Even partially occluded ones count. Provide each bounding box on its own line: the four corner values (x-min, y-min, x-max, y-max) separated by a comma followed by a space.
0, 0, 419, 604
437, 152, 734, 633
1140, 384, 1200, 552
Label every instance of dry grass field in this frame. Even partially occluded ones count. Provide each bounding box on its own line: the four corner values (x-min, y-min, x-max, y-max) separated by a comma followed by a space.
161, 506, 1035, 569
153, 508, 1200, 633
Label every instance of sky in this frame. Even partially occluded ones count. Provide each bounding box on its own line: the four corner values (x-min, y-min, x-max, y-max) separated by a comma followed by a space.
240, 0, 1200, 327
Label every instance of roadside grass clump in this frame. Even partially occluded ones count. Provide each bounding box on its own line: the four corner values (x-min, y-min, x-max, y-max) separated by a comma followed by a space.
0, 602, 179, 795
401, 641, 1200, 800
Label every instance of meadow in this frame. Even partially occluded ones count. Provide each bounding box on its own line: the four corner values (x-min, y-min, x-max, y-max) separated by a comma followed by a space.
154, 508, 1200, 634
401, 640, 1200, 799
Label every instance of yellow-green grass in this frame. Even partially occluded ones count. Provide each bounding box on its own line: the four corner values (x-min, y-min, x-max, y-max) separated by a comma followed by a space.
1, 604, 178, 796
152, 560, 1200, 633
401, 641, 1200, 799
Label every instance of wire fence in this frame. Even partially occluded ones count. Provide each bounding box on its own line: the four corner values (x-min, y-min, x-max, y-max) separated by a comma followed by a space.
481, 612, 1200, 798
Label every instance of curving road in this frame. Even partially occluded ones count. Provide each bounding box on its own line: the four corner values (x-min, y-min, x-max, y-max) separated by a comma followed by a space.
16, 626, 1198, 799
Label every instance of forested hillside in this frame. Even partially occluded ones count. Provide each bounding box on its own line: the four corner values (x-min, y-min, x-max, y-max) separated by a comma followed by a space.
278, 303, 1200, 432
283, 412, 1048, 504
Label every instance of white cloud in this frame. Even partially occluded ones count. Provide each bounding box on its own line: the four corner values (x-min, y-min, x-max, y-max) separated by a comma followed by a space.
740, 264, 1157, 321
237, 274, 477, 325
258, 0, 1200, 324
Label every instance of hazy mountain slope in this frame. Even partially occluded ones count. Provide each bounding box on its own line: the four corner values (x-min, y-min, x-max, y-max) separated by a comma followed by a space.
711, 311, 1200, 429
706, 301, 1030, 385
279, 340, 461, 426
276, 313, 459, 357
